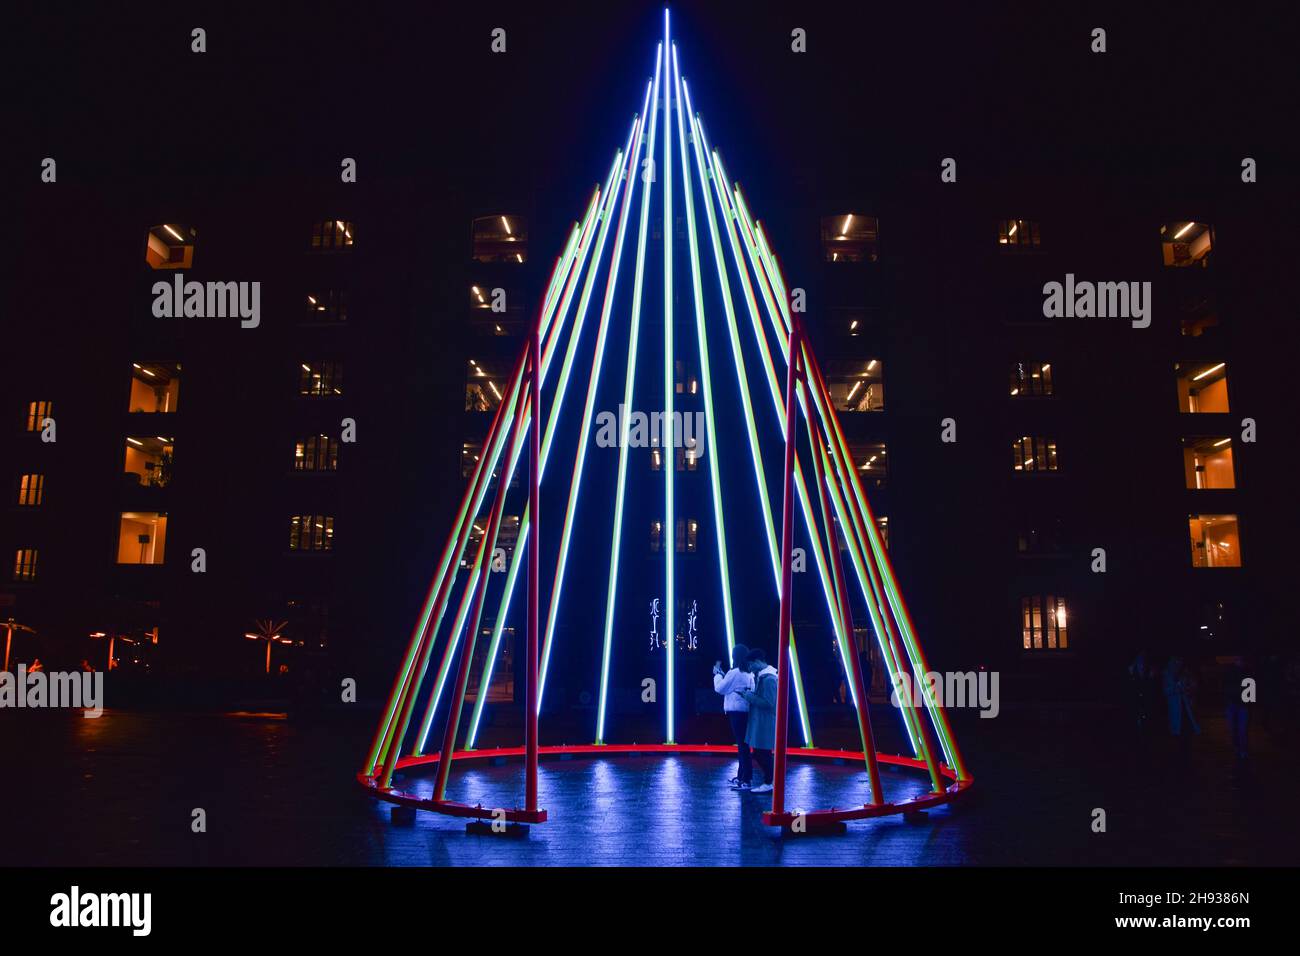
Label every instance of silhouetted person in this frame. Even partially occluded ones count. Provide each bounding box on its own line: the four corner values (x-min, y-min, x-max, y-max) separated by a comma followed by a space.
713, 643, 754, 790
1222, 656, 1250, 760
1162, 656, 1200, 737
1127, 649, 1153, 732
740, 648, 778, 794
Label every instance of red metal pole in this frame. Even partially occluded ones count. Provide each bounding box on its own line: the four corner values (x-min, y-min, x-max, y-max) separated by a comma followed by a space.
808, 424, 883, 805
771, 324, 801, 818
526, 322, 541, 812
369, 344, 530, 779
433, 390, 526, 802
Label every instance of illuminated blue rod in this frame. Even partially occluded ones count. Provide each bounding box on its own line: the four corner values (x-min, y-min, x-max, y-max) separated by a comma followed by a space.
672, 45, 736, 655
680, 84, 813, 747
539, 88, 654, 704
467, 121, 644, 748
597, 44, 663, 745
413, 145, 630, 757
698, 141, 867, 724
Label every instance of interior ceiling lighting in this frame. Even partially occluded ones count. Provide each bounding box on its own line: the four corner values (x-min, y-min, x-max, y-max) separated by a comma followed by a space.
1192, 362, 1225, 381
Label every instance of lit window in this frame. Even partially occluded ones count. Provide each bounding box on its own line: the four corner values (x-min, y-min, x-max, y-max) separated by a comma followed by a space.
1161, 221, 1212, 268
472, 215, 528, 263
299, 361, 344, 398
26, 401, 52, 432
1178, 294, 1219, 337
998, 219, 1040, 248
123, 437, 174, 488
17, 474, 44, 507
1017, 519, 1066, 555
650, 520, 663, 553
1010, 361, 1053, 397
467, 626, 515, 702
13, 549, 38, 582
294, 435, 340, 472
311, 220, 354, 251
304, 290, 347, 323
460, 515, 520, 567
675, 518, 699, 553
129, 362, 181, 413
1175, 362, 1228, 413
1188, 514, 1241, 568
1022, 595, 1068, 650
469, 285, 523, 336
1182, 437, 1235, 489
1013, 436, 1059, 472
649, 448, 663, 472
849, 442, 887, 489
464, 358, 508, 412
821, 214, 878, 262
117, 512, 168, 564
674, 446, 700, 472
875, 516, 889, 550
832, 306, 876, 338
289, 514, 335, 552
144, 224, 195, 270
674, 358, 698, 395
826, 359, 884, 412
460, 440, 518, 488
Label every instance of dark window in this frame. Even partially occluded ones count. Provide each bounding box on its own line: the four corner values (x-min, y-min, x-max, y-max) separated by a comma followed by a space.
305, 290, 347, 323
1017, 519, 1066, 555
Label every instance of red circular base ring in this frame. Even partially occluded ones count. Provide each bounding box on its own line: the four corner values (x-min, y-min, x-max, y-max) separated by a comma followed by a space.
358, 743, 973, 828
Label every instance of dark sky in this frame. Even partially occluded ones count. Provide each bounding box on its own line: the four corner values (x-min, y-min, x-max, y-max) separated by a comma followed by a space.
11, 1, 1294, 206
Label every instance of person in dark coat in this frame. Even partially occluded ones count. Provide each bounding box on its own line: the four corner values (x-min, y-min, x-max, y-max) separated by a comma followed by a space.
740, 648, 779, 794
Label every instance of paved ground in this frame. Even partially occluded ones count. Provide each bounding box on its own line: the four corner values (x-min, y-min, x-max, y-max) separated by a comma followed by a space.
0, 704, 1293, 866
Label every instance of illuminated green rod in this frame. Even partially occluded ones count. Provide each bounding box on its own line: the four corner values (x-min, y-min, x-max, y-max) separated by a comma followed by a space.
596, 44, 662, 745
680, 88, 813, 746
744, 213, 957, 771
708, 148, 929, 761
707, 167, 885, 722
382, 176, 619, 774
537, 99, 651, 705
365, 215, 587, 776
697, 112, 858, 738
419, 132, 641, 756
724, 190, 928, 759
377, 195, 602, 775
672, 46, 736, 656
740, 210, 952, 766
662, 14, 676, 745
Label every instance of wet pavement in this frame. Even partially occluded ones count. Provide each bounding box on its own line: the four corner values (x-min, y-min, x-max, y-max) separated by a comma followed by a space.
0, 704, 1293, 866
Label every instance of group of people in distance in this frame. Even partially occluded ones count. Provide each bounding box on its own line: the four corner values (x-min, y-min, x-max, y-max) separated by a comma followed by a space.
711, 644, 779, 793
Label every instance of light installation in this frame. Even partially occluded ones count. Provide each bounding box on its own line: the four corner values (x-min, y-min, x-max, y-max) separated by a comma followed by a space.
358, 11, 972, 829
